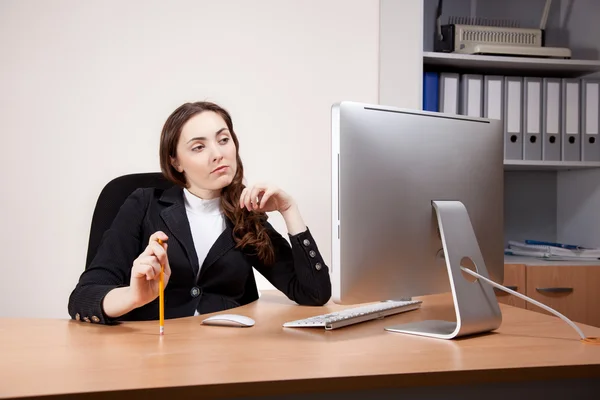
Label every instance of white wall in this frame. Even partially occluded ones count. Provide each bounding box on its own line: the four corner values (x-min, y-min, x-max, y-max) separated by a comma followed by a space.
0, 0, 423, 319
379, 0, 423, 109
0, 0, 378, 318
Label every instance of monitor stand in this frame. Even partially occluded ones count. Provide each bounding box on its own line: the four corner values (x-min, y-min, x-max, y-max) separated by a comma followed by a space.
385, 200, 502, 340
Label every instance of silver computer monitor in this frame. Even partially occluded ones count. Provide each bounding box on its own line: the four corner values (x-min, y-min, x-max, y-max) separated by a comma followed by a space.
330, 101, 504, 339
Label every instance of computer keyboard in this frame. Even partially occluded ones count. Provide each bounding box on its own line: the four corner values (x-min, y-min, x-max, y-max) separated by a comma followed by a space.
283, 299, 423, 330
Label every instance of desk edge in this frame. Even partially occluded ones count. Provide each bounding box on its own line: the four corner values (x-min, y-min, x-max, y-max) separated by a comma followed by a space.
19, 364, 600, 400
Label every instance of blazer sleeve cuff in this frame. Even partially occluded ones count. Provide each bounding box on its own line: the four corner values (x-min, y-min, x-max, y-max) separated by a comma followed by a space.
69, 284, 122, 325
288, 227, 328, 274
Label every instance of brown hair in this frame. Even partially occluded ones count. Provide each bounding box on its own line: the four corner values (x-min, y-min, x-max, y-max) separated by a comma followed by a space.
159, 101, 275, 265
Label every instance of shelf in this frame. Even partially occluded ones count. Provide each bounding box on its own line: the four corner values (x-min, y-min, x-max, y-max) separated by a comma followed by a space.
504, 160, 600, 171
423, 51, 600, 78
504, 255, 600, 266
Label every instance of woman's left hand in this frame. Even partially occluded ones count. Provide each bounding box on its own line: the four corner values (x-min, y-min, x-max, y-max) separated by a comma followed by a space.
240, 183, 295, 214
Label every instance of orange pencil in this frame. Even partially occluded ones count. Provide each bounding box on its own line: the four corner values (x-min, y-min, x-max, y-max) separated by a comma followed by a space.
157, 238, 165, 335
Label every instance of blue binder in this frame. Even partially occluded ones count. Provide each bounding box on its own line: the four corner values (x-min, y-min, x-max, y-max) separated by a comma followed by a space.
423, 72, 439, 112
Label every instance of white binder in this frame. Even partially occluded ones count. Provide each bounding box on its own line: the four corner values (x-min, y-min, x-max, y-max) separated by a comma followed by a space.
460, 74, 483, 117
523, 77, 543, 160
439, 73, 460, 115
503, 77, 523, 160
581, 78, 600, 162
542, 78, 562, 161
562, 79, 581, 161
483, 75, 504, 121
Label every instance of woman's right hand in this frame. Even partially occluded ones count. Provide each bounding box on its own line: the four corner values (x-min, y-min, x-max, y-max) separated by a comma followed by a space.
128, 231, 172, 308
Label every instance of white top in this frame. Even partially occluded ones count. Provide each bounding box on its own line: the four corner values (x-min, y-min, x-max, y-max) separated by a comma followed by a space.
183, 188, 226, 316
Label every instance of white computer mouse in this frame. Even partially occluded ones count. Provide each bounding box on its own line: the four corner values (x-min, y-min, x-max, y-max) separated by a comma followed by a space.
201, 314, 255, 328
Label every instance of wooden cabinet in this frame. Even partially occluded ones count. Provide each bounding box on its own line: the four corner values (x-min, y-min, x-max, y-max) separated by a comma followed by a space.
496, 263, 527, 309
500, 262, 600, 328
526, 265, 600, 328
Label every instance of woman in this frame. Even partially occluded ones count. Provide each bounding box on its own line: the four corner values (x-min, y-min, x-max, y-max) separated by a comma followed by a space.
68, 101, 331, 324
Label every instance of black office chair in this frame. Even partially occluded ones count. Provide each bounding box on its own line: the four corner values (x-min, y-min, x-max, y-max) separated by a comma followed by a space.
85, 172, 174, 269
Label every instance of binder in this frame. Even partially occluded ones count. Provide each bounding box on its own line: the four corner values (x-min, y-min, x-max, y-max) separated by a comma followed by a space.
523, 77, 543, 160
542, 78, 562, 161
503, 76, 524, 160
438, 73, 460, 115
561, 78, 581, 161
581, 78, 600, 161
483, 75, 504, 121
460, 74, 483, 117
422, 72, 439, 112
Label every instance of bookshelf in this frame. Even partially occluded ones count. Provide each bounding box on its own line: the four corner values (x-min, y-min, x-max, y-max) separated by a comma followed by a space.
423, 52, 600, 171
378, 0, 600, 252
378, 0, 600, 326
423, 54, 600, 171
417, 0, 600, 251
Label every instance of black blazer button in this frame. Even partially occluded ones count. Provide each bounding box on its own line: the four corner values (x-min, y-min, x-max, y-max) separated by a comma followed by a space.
190, 287, 201, 298
303, 239, 310, 247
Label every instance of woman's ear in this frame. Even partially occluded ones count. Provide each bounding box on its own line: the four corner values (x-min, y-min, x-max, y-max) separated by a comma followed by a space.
171, 157, 183, 173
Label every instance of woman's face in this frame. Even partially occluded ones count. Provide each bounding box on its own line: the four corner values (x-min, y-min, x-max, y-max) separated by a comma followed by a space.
171, 111, 238, 199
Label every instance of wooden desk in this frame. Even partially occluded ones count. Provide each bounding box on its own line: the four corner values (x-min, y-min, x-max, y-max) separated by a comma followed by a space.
1, 291, 600, 400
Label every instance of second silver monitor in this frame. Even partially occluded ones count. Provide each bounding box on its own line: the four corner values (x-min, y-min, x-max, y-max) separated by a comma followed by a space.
331, 101, 504, 305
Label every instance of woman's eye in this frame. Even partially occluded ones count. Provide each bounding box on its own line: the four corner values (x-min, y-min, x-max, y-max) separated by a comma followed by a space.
220, 138, 230, 144
192, 145, 204, 151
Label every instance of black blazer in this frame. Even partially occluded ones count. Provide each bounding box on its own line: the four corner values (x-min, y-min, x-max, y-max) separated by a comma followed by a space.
68, 186, 331, 324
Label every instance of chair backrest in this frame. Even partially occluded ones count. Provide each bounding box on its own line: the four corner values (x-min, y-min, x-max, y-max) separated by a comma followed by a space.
85, 172, 174, 269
